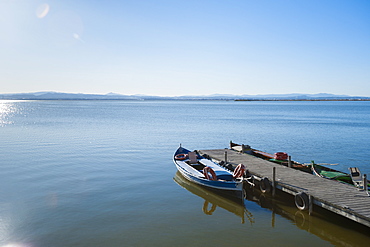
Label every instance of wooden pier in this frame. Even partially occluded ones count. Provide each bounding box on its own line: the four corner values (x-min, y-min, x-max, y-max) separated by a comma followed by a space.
198, 148, 370, 228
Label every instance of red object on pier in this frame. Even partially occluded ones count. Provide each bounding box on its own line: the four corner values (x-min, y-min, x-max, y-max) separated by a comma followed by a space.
274, 152, 288, 160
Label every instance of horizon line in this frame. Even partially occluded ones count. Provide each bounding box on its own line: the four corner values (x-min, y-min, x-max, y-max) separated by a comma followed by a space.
1, 91, 369, 98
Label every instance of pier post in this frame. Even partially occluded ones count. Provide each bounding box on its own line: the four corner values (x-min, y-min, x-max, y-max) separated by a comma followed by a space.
364, 174, 369, 196
272, 167, 276, 197
288, 156, 292, 168
309, 195, 313, 215
242, 144, 245, 153
224, 151, 227, 164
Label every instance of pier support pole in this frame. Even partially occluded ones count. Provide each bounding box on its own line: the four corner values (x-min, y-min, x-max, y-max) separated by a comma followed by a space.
288, 156, 292, 168
242, 144, 245, 153
364, 174, 369, 196
309, 195, 313, 215
224, 151, 227, 164
272, 167, 276, 197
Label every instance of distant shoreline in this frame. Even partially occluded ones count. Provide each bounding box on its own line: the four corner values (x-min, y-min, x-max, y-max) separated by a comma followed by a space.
1, 98, 370, 101
1, 92, 369, 101
235, 98, 370, 101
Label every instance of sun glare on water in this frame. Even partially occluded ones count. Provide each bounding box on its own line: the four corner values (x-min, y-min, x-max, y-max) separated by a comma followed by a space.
0, 101, 17, 126
1, 244, 31, 247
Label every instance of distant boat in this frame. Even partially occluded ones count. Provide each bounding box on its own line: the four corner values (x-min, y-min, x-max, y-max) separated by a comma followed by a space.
173, 146, 244, 197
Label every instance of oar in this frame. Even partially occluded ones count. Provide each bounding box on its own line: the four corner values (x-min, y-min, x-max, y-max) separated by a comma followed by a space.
316, 163, 339, 166
302, 162, 339, 166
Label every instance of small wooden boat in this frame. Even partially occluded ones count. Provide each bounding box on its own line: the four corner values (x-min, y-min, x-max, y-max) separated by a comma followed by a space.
229, 142, 311, 173
173, 146, 244, 197
311, 162, 370, 190
311, 161, 352, 183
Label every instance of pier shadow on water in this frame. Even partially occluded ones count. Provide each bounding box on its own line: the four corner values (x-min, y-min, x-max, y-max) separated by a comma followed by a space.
244, 185, 370, 247
174, 172, 370, 247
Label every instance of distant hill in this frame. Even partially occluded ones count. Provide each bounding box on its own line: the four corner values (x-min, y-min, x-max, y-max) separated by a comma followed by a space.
0, 92, 369, 101
0, 92, 141, 100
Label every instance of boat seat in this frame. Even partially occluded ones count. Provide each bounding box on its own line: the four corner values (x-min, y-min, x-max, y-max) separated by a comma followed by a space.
349, 167, 363, 189
188, 152, 198, 164
216, 174, 233, 181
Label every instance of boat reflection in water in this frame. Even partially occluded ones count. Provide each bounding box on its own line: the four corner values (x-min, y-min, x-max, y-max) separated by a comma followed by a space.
173, 171, 254, 224
174, 171, 370, 246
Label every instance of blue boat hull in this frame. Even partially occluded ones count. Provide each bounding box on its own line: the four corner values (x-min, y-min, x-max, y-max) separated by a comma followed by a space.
173, 146, 244, 197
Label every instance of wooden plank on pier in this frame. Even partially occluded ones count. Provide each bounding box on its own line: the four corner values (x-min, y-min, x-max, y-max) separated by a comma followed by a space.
198, 148, 370, 228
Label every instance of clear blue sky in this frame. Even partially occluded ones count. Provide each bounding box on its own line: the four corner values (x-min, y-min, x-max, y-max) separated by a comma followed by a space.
1, 0, 369, 96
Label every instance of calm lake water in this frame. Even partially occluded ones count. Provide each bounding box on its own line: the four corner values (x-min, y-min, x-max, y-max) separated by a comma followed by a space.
0, 100, 369, 247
